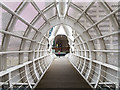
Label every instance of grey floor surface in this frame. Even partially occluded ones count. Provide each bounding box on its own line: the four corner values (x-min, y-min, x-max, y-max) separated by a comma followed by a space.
35, 57, 92, 89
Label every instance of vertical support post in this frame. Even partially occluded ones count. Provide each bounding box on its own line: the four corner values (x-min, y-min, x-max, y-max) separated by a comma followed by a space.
0, 55, 2, 71
32, 50, 39, 80
9, 72, 13, 90
25, 65, 32, 88
117, 2, 120, 89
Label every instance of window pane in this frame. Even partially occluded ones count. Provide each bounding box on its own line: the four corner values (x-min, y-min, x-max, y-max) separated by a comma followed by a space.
19, 3, 38, 23
34, 17, 45, 29
2, 10, 12, 30
12, 19, 28, 36
8, 36, 22, 51
27, 29, 36, 39
34, 0, 53, 10
24, 41, 31, 50
3, 2, 21, 11
44, 6, 56, 19
7, 53, 19, 68
68, 6, 80, 19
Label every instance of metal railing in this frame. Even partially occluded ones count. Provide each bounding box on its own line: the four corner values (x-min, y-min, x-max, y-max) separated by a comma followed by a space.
67, 53, 119, 89
0, 54, 56, 89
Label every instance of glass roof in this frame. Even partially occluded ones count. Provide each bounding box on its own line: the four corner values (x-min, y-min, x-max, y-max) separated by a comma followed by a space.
0, 0, 119, 89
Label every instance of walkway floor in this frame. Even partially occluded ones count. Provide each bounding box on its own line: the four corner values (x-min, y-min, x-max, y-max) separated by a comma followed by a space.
35, 57, 92, 89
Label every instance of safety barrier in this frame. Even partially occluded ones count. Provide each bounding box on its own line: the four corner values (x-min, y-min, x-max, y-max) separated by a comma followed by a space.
67, 53, 119, 89
0, 54, 56, 89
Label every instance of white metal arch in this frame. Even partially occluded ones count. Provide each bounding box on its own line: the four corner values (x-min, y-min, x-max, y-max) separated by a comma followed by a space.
0, 0, 119, 89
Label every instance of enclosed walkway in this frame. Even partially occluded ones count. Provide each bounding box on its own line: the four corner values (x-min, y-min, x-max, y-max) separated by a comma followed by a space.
35, 57, 91, 89
0, 0, 120, 90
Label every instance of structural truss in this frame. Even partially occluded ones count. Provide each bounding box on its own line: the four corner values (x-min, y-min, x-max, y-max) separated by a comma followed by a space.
0, 0, 120, 89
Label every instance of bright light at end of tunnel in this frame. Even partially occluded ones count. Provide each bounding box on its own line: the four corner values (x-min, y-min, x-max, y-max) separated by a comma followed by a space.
56, 25, 67, 35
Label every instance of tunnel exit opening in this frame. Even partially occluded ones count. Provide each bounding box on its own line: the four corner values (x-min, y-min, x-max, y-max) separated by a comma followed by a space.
52, 35, 70, 56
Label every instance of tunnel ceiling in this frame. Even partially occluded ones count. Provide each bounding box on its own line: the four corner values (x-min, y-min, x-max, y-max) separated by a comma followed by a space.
0, 0, 120, 89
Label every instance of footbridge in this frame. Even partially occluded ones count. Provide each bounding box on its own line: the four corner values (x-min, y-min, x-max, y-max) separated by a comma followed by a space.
0, 0, 120, 89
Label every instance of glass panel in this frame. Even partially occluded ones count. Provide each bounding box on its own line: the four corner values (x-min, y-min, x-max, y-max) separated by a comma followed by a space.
12, 19, 28, 36
107, 53, 118, 66
112, 34, 118, 50
103, 34, 118, 50
19, 3, 38, 23
24, 53, 28, 63
88, 28, 98, 39
3, 2, 21, 11
72, 2, 88, 10
8, 36, 22, 51
1, 10, 12, 30
106, 68, 118, 82
98, 18, 113, 36
44, 6, 56, 19
35, 43, 39, 50
7, 53, 19, 68
115, 12, 120, 25
24, 41, 31, 50
34, 1, 46, 10
106, 2, 118, 11
93, 39, 101, 50
34, 17, 45, 29
96, 52, 103, 62
68, 6, 80, 19
87, 2, 107, 23
27, 29, 36, 39
34, 0, 54, 10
